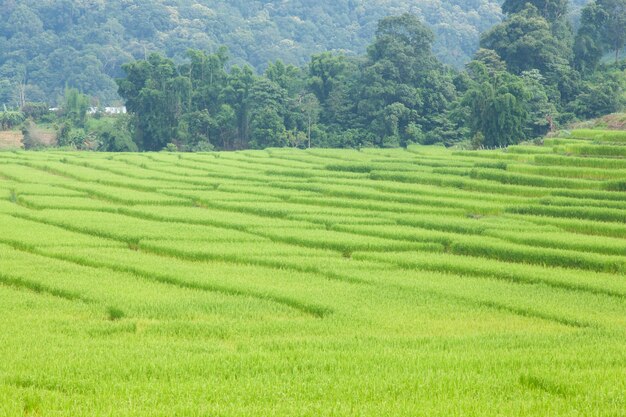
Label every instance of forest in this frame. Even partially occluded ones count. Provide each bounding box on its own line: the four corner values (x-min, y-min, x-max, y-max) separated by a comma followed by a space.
0, 0, 506, 104
1, 0, 625, 151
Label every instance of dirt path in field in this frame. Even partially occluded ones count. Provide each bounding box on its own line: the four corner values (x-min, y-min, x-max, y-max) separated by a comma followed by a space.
0, 131, 23, 149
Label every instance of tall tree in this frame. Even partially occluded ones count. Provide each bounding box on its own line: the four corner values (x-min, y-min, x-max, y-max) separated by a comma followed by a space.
574, 2, 606, 72
481, 5, 564, 75
117, 53, 190, 150
568, 69, 626, 118
266, 60, 304, 96
63, 87, 90, 128
520, 69, 558, 136
308, 53, 346, 104
222, 65, 256, 148
181, 48, 229, 113
297, 93, 321, 148
308, 53, 362, 136
247, 78, 288, 149
480, 4, 579, 104
600, 0, 626, 62
462, 60, 530, 148
358, 14, 456, 146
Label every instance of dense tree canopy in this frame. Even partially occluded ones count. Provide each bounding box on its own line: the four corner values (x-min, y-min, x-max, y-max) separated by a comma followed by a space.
117, 54, 192, 151
462, 60, 530, 147
0, 0, 504, 106
574, 1, 607, 72
502, 0, 569, 21
359, 14, 456, 146
574, 0, 626, 67
481, 5, 567, 76
2, 1, 625, 152
114, 14, 462, 151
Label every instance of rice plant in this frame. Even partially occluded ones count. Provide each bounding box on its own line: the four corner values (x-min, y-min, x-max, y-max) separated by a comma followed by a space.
1, 140, 625, 416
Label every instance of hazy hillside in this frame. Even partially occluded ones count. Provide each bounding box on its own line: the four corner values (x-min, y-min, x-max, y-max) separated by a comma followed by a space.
0, 0, 504, 104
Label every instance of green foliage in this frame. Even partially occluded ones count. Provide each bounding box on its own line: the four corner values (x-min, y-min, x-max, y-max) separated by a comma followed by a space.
96, 123, 138, 153
502, 0, 569, 21
106, 306, 125, 321
308, 53, 361, 135
574, 2, 607, 72
568, 68, 626, 118
117, 54, 191, 151
163, 143, 179, 152
57, 126, 88, 149
178, 110, 213, 149
265, 61, 304, 96
308, 53, 347, 105
112, 13, 462, 151
5, 5, 621, 152
481, 5, 568, 77
479, 0, 624, 124
574, 0, 626, 71
63, 88, 90, 128
0, 0, 504, 104
520, 70, 558, 137
247, 77, 288, 148
597, 0, 626, 62
20, 103, 48, 120
480, 3, 580, 107
249, 108, 288, 149
462, 62, 530, 148
358, 14, 457, 146
0, 111, 25, 130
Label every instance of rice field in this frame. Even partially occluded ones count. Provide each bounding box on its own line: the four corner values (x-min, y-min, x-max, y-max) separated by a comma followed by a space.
0, 136, 625, 416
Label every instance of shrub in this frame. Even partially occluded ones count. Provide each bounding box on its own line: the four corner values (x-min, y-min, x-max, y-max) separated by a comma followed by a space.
0, 111, 25, 129
190, 140, 214, 152
163, 143, 179, 152
107, 307, 125, 321
58, 127, 89, 148
21, 120, 52, 149
21, 102, 49, 120
97, 125, 138, 152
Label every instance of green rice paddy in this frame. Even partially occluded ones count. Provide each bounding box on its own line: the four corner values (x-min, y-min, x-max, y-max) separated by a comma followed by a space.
0, 134, 625, 416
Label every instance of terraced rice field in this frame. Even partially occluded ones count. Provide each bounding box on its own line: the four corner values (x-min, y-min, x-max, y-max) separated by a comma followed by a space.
0, 134, 625, 416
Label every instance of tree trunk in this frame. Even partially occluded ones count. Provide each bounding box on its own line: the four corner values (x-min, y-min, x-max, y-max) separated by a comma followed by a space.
17, 81, 26, 109
308, 114, 312, 149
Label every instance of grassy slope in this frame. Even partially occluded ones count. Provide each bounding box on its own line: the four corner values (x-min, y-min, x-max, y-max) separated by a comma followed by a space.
0, 136, 625, 416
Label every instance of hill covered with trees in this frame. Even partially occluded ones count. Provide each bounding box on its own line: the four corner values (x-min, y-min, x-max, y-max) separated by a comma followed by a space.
1, 0, 505, 105
107, 0, 624, 152
1, 0, 624, 152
